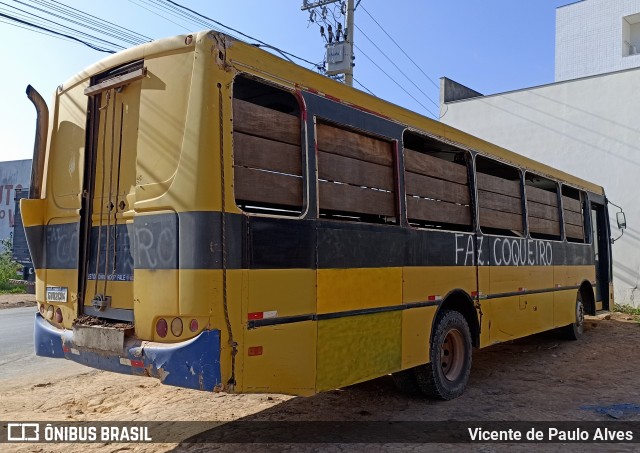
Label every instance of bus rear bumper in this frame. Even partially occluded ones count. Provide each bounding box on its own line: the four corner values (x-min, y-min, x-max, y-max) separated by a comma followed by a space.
34, 313, 222, 391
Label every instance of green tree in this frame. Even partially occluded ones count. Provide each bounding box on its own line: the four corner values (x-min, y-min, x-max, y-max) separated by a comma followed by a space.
0, 236, 23, 291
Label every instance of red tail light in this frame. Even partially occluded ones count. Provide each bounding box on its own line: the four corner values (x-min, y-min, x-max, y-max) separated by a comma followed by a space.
189, 319, 199, 332
156, 318, 168, 338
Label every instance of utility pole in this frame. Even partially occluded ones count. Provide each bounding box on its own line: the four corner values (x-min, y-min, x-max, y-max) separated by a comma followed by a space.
344, 0, 354, 86
301, 0, 355, 86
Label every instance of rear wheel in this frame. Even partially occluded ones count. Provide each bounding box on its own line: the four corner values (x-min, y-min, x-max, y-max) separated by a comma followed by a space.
563, 292, 585, 341
415, 309, 472, 400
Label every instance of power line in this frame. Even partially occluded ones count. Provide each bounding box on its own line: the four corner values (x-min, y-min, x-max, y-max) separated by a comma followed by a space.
0, 11, 115, 52
353, 77, 375, 96
13, 0, 141, 46
360, 4, 439, 90
48, 0, 151, 42
126, 0, 193, 32
354, 43, 436, 118
0, 15, 77, 44
354, 23, 438, 108
0, 1, 125, 49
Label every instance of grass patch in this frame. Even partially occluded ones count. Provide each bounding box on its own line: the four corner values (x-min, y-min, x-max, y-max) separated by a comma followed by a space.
0, 285, 27, 295
613, 303, 640, 318
0, 237, 27, 294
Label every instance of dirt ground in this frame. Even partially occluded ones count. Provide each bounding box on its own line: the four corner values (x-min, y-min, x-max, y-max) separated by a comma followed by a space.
1, 303, 639, 452
0, 293, 36, 310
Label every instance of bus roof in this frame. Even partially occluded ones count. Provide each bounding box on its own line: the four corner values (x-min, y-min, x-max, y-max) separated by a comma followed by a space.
60, 30, 604, 196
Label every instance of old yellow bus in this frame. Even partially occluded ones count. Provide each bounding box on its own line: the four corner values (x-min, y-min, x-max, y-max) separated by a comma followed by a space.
24, 30, 617, 400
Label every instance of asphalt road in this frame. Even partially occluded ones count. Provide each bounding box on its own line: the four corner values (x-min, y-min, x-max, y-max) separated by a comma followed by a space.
0, 307, 88, 388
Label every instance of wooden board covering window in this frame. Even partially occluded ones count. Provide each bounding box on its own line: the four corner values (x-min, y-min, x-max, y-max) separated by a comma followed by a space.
404, 149, 471, 226
477, 172, 523, 232
232, 98, 302, 209
562, 195, 584, 241
526, 184, 560, 237
317, 123, 395, 218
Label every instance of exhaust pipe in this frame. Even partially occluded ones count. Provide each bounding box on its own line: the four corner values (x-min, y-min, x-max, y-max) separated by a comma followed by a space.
26, 85, 49, 199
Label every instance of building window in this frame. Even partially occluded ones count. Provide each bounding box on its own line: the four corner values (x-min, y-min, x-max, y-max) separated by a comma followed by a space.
623, 14, 640, 57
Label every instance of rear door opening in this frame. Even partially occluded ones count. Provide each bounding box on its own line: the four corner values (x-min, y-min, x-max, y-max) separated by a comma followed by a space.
78, 61, 144, 322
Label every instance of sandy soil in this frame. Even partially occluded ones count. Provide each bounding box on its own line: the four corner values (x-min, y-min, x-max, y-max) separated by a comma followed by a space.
0, 293, 36, 310
2, 313, 639, 452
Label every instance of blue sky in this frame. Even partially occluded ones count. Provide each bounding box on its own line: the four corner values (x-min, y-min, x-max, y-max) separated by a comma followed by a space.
0, 0, 570, 161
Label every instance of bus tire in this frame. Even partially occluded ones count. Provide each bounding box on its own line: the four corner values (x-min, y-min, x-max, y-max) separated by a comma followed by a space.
392, 369, 421, 395
562, 292, 585, 341
415, 309, 472, 400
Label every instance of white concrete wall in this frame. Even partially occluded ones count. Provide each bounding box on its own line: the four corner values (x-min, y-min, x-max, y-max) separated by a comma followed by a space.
0, 160, 31, 242
556, 0, 640, 81
440, 68, 640, 306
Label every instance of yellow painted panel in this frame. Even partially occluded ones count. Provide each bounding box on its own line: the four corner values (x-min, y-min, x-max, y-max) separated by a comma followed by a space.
242, 321, 317, 396
41, 268, 79, 330
490, 265, 553, 293
518, 292, 554, 335
248, 269, 316, 317
47, 82, 86, 213
554, 289, 577, 327
554, 265, 595, 287
134, 50, 194, 206
478, 266, 491, 347
317, 268, 401, 314
133, 269, 179, 339
20, 198, 45, 227
177, 269, 223, 317
316, 312, 401, 391
84, 281, 133, 310
402, 266, 476, 303
401, 306, 437, 369
485, 296, 520, 343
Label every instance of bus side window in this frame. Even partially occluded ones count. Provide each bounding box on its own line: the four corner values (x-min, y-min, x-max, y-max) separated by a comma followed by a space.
525, 173, 562, 241
317, 121, 396, 224
403, 131, 472, 232
476, 156, 524, 237
562, 186, 587, 243
232, 75, 303, 216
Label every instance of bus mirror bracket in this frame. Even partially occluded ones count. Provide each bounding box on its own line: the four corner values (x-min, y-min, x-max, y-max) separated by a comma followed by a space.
609, 200, 626, 243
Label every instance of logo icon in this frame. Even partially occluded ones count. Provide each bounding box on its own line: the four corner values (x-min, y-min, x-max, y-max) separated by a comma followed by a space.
7, 423, 40, 441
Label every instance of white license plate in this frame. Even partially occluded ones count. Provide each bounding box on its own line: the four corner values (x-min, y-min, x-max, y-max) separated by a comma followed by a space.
46, 286, 68, 303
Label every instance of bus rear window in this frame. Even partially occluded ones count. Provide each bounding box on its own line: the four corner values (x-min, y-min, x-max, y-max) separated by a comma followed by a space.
232, 75, 303, 216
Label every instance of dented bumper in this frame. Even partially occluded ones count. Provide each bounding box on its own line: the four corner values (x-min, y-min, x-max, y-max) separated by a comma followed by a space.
34, 313, 222, 391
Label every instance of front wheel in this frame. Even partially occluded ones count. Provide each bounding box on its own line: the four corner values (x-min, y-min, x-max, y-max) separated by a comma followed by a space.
562, 292, 585, 341
414, 309, 472, 400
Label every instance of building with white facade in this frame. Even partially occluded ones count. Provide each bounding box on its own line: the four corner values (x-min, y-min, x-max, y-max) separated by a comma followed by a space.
556, 0, 640, 81
440, 0, 640, 306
